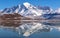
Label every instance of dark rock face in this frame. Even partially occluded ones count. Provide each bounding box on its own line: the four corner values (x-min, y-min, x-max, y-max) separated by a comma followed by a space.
1, 13, 23, 20
0, 13, 23, 27
0, 13, 32, 27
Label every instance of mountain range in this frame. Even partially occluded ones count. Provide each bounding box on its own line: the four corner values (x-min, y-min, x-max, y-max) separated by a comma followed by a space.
0, 2, 51, 15
0, 2, 60, 19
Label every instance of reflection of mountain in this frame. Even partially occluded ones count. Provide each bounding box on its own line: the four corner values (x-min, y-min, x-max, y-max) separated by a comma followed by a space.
15, 23, 51, 37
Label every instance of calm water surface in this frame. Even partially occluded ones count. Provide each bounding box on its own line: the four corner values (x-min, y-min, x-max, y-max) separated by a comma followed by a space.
0, 22, 60, 38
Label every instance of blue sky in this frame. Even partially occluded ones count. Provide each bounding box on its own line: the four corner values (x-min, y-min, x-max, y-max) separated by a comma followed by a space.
0, 0, 60, 10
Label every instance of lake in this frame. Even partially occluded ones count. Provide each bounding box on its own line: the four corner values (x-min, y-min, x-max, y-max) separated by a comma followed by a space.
0, 22, 60, 38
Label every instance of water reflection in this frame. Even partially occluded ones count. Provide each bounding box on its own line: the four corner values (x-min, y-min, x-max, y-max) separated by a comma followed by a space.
0, 21, 60, 38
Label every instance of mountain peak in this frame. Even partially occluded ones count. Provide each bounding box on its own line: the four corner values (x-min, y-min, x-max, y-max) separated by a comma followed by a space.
23, 2, 31, 8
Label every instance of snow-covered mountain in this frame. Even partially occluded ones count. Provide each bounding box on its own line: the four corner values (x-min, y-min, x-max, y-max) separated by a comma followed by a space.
1, 2, 60, 19
1, 2, 53, 16
54, 8, 60, 13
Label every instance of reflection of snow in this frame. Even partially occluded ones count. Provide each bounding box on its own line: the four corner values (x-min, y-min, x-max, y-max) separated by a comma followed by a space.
15, 23, 51, 37
51, 26, 60, 31
0, 23, 51, 37
23, 23, 43, 36
1, 22, 60, 37
46, 25, 60, 32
